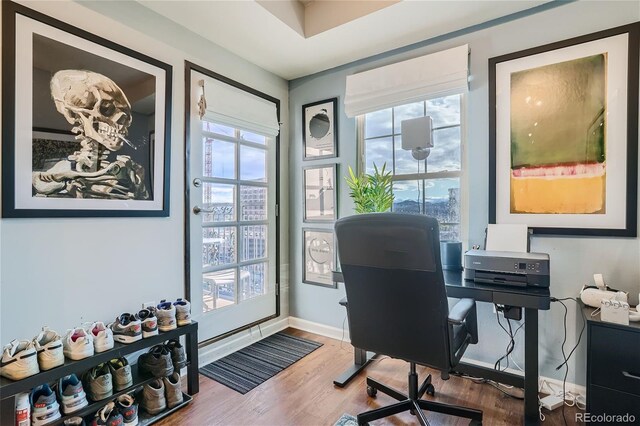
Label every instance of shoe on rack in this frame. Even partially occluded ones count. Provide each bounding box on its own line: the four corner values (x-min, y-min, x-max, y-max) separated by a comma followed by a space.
155, 300, 177, 332
62, 328, 94, 361
91, 401, 123, 426
63, 417, 85, 426
140, 379, 166, 415
33, 327, 64, 371
137, 308, 158, 338
84, 322, 114, 353
0, 340, 39, 380
109, 313, 142, 344
165, 339, 186, 370
163, 371, 184, 409
173, 298, 192, 326
57, 373, 88, 414
138, 344, 174, 378
108, 357, 133, 391
115, 394, 139, 426
83, 363, 113, 401
30, 384, 61, 426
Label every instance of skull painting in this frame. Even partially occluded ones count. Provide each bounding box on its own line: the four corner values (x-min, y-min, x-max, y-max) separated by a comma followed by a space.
32, 70, 150, 200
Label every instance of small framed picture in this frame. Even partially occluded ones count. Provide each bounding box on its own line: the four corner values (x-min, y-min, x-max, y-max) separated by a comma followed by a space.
303, 228, 336, 288
304, 164, 337, 222
303, 98, 338, 160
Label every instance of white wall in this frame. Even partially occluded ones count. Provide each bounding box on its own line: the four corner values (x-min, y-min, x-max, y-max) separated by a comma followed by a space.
0, 0, 290, 343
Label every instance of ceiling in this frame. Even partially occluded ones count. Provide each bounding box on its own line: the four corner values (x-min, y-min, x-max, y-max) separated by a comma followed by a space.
137, 0, 549, 80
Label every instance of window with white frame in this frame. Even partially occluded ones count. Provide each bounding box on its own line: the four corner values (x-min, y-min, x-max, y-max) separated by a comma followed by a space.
360, 94, 463, 241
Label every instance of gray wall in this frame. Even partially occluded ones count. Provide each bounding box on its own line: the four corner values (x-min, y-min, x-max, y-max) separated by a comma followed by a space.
288, 1, 640, 386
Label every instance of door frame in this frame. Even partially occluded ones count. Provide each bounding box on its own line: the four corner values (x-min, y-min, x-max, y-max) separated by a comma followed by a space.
183, 61, 281, 348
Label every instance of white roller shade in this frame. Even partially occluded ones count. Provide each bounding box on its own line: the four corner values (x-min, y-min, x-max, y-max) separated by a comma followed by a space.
196, 71, 280, 137
344, 44, 469, 117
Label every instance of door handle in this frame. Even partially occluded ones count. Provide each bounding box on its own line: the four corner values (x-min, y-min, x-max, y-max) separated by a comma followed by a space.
193, 206, 215, 215
193, 178, 202, 187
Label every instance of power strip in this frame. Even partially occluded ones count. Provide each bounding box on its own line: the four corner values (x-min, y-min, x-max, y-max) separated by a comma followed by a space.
540, 394, 564, 411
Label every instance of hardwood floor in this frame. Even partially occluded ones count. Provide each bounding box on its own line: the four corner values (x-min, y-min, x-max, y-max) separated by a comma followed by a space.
158, 328, 582, 425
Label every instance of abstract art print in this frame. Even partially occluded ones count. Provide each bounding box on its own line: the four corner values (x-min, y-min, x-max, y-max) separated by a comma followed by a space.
490, 23, 638, 236
2, 2, 172, 217
304, 164, 337, 222
303, 98, 338, 160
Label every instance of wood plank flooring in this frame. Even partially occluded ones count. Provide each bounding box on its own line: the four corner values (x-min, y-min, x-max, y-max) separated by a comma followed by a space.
158, 328, 582, 425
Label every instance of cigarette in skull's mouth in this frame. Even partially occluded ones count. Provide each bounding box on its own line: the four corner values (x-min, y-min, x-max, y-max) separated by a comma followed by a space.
118, 134, 137, 150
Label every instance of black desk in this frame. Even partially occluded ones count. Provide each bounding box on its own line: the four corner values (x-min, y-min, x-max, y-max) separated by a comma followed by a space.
332, 270, 550, 426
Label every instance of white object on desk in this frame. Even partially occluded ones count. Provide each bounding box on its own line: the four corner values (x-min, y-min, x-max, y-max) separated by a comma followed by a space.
600, 299, 630, 325
486, 224, 528, 252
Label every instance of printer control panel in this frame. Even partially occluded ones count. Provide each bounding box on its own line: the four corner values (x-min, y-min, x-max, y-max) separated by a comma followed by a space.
514, 262, 540, 272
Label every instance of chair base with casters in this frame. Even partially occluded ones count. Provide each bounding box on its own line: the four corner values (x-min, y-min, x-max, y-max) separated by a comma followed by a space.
358, 362, 483, 426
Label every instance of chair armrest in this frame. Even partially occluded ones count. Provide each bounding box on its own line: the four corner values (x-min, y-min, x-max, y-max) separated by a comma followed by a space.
448, 298, 475, 325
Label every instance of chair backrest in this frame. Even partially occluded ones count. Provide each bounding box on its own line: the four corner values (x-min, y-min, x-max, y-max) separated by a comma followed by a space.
335, 213, 451, 369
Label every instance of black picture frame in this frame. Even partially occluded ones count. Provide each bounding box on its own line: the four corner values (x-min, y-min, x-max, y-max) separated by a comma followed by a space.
302, 97, 338, 160
2, 1, 172, 218
489, 23, 639, 237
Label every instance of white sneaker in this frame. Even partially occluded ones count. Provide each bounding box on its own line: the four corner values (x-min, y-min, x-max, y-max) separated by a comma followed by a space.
33, 327, 64, 371
156, 300, 177, 332
173, 298, 192, 326
84, 322, 114, 353
0, 340, 39, 380
62, 328, 94, 361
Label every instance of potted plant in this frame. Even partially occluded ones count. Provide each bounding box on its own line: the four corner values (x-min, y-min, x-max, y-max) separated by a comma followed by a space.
344, 162, 394, 213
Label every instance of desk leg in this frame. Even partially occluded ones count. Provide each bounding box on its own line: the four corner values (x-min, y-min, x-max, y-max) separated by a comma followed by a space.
524, 308, 539, 425
333, 348, 379, 388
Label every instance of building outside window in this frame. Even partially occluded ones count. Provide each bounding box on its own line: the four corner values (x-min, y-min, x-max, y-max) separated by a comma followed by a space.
359, 94, 463, 241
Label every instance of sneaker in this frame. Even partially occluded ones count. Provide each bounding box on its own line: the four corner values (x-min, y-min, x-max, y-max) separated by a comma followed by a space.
136, 308, 158, 338
115, 394, 139, 426
163, 371, 183, 409
33, 327, 64, 371
57, 374, 88, 414
91, 401, 123, 426
84, 322, 114, 353
173, 298, 192, 326
109, 314, 142, 344
140, 379, 166, 415
165, 339, 186, 370
108, 357, 133, 391
138, 344, 173, 378
155, 300, 176, 332
62, 328, 94, 361
30, 384, 61, 425
0, 340, 39, 380
83, 363, 113, 401
64, 417, 85, 426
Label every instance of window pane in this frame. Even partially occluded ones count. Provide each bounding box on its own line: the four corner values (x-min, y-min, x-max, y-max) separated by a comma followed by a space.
202, 183, 235, 223
365, 137, 392, 175
240, 263, 267, 301
202, 227, 236, 267
426, 94, 461, 128
240, 186, 267, 221
428, 127, 461, 172
202, 269, 236, 312
240, 130, 266, 145
425, 178, 460, 241
392, 180, 422, 214
240, 145, 266, 182
393, 102, 424, 133
241, 225, 267, 261
394, 136, 426, 175
203, 138, 235, 178
202, 122, 235, 137
364, 108, 392, 138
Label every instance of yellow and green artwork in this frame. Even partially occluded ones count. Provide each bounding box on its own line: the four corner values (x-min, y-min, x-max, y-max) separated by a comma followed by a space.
510, 54, 606, 214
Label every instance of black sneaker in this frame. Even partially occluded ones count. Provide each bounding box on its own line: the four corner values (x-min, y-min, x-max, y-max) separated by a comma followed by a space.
138, 344, 173, 378
165, 339, 186, 370
91, 401, 123, 426
115, 394, 138, 426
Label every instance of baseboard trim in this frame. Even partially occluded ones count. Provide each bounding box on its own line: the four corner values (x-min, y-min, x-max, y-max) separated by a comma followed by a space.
288, 316, 350, 343
198, 317, 290, 367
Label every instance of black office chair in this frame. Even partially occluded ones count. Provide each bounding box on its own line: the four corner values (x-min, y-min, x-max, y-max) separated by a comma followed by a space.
335, 213, 483, 426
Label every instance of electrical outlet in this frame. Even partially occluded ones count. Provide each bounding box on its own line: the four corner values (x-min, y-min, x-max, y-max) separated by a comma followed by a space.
143, 301, 156, 309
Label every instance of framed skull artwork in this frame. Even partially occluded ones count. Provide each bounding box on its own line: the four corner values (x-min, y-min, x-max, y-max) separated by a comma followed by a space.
2, 1, 172, 217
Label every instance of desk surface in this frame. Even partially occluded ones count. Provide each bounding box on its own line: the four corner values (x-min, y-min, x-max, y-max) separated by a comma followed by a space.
332, 270, 550, 310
